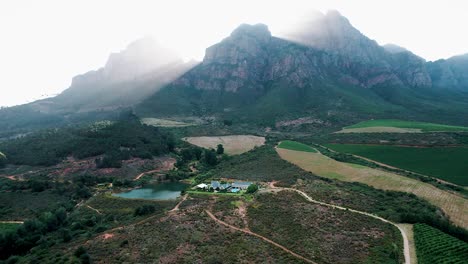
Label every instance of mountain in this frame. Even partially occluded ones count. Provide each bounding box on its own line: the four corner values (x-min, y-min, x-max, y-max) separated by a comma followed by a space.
137, 13, 468, 126
2, 10, 468, 136
34, 37, 196, 113
281, 11, 432, 88
0, 38, 196, 137
427, 54, 468, 90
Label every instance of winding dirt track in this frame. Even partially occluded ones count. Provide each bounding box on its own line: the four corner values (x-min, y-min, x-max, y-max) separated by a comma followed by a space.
0, 221, 24, 224
268, 184, 411, 264
205, 210, 317, 264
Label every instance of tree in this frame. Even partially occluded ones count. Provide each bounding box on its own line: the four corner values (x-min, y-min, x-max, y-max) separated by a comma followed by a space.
246, 184, 258, 194
216, 144, 224, 155
203, 149, 218, 166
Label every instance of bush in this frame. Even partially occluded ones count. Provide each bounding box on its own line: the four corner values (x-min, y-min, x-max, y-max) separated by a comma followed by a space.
134, 205, 156, 216
246, 184, 258, 194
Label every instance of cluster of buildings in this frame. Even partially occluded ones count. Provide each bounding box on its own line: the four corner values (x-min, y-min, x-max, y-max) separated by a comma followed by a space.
196, 180, 253, 193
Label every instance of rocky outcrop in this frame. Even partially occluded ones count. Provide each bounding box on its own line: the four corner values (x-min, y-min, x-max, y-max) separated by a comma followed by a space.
281, 10, 432, 88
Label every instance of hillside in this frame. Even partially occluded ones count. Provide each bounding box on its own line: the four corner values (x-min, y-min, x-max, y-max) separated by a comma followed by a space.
0, 38, 196, 138
137, 12, 468, 127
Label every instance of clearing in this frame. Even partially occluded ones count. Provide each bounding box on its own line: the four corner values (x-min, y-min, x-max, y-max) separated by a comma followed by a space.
337, 119, 468, 133
326, 144, 468, 186
276, 147, 468, 229
140, 117, 194, 127
183, 135, 265, 155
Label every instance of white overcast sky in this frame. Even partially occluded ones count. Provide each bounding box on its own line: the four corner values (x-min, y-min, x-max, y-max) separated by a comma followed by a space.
1, 0, 467, 107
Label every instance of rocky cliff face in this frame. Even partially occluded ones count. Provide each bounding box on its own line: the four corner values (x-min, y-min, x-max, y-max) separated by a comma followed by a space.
281, 11, 432, 88
173, 17, 431, 95
47, 37, 195, 112
427, 54, 468, 90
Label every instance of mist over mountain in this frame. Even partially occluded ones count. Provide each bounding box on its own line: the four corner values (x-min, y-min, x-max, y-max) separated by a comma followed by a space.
137, 11, 468, 126
1, 10, 468, 137
427, 54, 468, 90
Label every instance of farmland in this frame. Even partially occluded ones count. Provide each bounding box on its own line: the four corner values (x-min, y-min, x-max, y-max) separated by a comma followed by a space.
326, 144, 468, 186
183, 135, 265, 155
338, 119, 468, 133
276, 147, 468, 229
277, 140, 317, 152
414, 223, 468, 264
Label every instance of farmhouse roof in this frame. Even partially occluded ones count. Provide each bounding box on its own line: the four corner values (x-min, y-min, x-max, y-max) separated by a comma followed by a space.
211, 181, 221, 189
232, 182, 252, 188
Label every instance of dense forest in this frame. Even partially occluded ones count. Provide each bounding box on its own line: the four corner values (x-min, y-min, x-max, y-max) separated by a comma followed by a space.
0, 113, 175, 167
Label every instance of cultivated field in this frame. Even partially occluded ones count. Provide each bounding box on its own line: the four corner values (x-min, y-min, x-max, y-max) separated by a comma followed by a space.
413, 223, 468, 264
276, 148, 468, 229
326, 144, 468, 186
183, 135, 265, 155
277, 140, 317, 152
140, 118, 194, 127
337, 119, 468, 133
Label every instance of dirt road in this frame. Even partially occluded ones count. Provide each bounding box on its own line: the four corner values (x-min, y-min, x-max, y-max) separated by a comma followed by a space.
268, 184, 410, 264
205, 210, 316, 264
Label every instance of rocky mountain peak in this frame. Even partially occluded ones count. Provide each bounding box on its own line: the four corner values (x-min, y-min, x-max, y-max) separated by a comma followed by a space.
203, 23, 271, 65
230, 23, 271, 42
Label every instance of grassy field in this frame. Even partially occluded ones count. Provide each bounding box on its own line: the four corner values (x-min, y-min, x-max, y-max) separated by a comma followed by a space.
276, 148, 468, 229
278, 140, 317, 152
326, 144, 468, 186
183, 135, 265, 155
339, 119, 468, 133
414, 223, 468, 264
140, 118, 194, 127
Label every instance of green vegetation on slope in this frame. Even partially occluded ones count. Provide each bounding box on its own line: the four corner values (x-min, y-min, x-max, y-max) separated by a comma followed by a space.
346, 119, 468, 132
206, 145, 468, 242
277, 140, 317, 152
0, 223, 20, 234
248, 192, 403, 263
414, 223, 468, 264
0, 114, 175, 167
326, 144, 468, 186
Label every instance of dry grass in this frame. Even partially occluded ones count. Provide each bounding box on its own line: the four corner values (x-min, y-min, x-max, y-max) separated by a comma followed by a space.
183, 135, 265, 155
140, 118, 194, 127
336, 127, 422, 133
276, 148, 468, 229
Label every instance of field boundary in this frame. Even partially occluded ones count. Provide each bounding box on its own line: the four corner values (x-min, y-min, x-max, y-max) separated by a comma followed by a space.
318, 144, 466, 191
276, 148, 468, 229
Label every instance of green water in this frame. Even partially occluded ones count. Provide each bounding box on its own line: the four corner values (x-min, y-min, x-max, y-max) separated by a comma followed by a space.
113, 182, 188, 200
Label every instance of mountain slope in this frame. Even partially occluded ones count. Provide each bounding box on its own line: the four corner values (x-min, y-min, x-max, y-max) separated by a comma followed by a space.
427, 54, 468, 90
0, 38, 196, 137
137, 19, 468, 127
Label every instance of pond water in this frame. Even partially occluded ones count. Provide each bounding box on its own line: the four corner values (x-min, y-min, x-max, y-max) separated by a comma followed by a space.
113, 182, 188, 200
